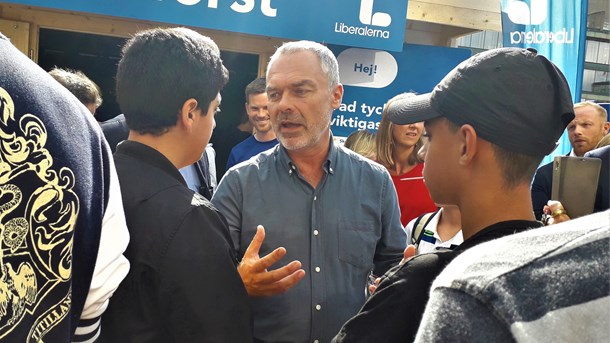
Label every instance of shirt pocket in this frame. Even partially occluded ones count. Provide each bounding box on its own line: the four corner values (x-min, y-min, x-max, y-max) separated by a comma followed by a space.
337, 221, 377, 269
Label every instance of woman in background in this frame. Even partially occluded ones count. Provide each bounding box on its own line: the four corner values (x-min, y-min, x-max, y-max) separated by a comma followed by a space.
377, 93, 437, 226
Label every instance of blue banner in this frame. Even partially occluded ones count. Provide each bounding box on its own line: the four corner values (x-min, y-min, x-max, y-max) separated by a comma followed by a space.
501, 0, 588, 163
329, 44, 472, 138
5, 0, 408, 51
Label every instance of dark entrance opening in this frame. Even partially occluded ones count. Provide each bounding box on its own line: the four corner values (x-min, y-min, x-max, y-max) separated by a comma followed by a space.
211, 51, 259, 179
38, 28, 125, 122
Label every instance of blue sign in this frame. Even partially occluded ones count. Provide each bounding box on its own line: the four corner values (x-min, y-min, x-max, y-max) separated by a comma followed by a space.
501, 0, 588, 163
5, 0, 408, 51
329, 44, 471, 138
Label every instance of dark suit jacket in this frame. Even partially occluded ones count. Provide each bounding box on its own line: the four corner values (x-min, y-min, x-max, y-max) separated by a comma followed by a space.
192, 152, 214, 200
585, 145, 610, 212
100, 114, 129, 153
531, 161, 554, 220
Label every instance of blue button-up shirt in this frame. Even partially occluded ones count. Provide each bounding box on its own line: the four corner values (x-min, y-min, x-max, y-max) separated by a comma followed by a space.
212, 138, 406, 343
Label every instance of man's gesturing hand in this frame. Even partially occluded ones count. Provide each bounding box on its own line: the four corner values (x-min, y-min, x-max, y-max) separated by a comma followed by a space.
238, 225, 306, 297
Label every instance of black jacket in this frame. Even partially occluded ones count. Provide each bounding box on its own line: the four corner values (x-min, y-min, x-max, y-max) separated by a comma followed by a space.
531, 160, 554, 220
100, 113, 129, 153
102, 141, 252, 343
585, 145, 610, 212
333, 220, 541, 343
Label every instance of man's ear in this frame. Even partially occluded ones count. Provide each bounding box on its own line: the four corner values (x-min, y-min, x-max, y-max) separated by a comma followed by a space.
603, 121, 610, 134
458, 124, 478, 166
179, 98, 199, 130
330, 83, 344, 109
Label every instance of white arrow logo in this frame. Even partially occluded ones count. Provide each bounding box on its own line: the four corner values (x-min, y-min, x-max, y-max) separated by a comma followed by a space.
506, 0, 548, 25
359, 0, 392, 27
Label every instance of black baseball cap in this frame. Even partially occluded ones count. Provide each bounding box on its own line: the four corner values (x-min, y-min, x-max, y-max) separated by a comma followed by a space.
387, 48, 575, 156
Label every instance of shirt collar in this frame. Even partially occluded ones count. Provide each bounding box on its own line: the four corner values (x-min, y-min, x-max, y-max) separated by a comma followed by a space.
116, 140, 188, 187
274, 134, 338, 176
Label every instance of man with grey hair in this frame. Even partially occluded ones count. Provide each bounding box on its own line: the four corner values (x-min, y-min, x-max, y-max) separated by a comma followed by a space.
212, 40, 406, 342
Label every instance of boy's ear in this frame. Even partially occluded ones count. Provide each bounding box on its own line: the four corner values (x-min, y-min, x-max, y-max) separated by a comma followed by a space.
179, 98, 199, 129
458, 124, 478, 166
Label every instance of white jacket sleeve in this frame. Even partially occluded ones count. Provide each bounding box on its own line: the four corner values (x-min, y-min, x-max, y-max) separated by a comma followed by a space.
73, 160, 130, 343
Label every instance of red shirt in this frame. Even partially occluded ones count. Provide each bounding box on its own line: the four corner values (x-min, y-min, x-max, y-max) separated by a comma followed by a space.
390, 163, 437, 226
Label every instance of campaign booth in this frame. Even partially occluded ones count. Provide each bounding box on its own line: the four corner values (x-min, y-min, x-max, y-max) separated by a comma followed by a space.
3, 0, 408, 51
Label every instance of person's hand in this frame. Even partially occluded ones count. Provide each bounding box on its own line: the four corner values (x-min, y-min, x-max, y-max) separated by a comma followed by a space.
367, 275, 382, 295
400, 244, 417, 265
367, 244, 417, 295
542, 200, 571, 225
238, 225, 306, 297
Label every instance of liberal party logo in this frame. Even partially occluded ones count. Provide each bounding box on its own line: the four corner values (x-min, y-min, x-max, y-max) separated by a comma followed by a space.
506, 0, 547, 25
335, 0, 392, 39
504, 0, 574, 45
359, 0, 391, 27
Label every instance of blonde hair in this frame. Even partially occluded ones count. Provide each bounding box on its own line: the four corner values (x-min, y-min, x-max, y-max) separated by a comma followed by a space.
595, 133, 610, 149
344, 130, 376, 160
376, 92, 423, 169
574, 101, 608, 120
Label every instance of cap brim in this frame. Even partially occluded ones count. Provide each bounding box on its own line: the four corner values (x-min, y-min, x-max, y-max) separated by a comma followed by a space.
387, 93, 442, 125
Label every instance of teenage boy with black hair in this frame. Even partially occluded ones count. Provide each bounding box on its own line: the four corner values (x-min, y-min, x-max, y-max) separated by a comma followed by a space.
101, 27, 253, 342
